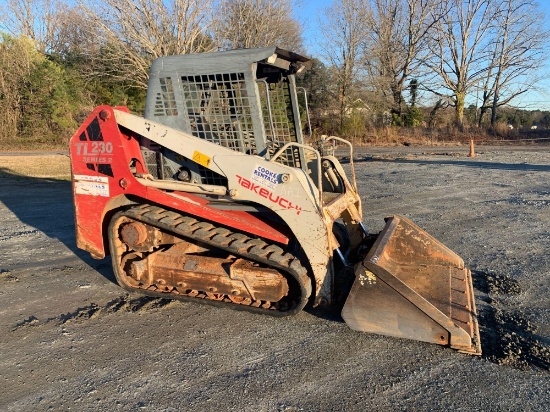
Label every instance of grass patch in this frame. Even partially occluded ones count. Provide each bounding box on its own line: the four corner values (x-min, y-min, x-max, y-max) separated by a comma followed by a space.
0, 154, 71, 180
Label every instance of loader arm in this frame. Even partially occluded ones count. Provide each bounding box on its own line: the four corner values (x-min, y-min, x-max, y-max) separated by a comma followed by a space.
113, 108, 352, 305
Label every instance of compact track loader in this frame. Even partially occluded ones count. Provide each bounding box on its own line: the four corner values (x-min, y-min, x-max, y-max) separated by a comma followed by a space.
70, 47, 481, 354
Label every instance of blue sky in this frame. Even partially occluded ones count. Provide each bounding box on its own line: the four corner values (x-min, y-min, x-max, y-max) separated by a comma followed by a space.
295, 0, 550, 110
294, 0, 330, 55
513, 1, 550, 110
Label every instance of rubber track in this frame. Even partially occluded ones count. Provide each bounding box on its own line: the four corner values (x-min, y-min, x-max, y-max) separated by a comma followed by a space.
110, 204, 312, 317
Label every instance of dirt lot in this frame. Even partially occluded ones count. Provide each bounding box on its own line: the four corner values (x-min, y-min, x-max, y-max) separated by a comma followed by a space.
1, 146, 549, 411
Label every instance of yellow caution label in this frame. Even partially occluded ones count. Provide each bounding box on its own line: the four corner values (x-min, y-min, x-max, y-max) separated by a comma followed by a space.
192, 150, 211, 168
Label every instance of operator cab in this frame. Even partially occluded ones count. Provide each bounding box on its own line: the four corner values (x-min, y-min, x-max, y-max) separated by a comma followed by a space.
142, 47, 312, 186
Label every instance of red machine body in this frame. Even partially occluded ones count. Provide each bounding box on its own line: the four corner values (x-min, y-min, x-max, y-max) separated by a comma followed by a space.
70, 106, 288, 259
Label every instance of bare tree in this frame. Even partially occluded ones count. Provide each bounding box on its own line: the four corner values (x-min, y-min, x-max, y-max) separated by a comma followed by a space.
49, 6, 97, 65
473, 1, 547, 127
319, 0, 370, 130
425, 0, 498, 127
79, 0, 216, 89
215, 0, 303, 52
363, 0, 441, 122
0, 0, 66, 53
484, 0, 547, 126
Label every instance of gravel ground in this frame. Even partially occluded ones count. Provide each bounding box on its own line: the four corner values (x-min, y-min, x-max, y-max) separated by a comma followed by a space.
1, 146, 549, 411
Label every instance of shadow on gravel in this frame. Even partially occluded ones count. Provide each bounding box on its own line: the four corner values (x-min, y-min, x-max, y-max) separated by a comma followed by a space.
473, 270, 550, 370
0, 169, 116, 284
349, 156, 550, 172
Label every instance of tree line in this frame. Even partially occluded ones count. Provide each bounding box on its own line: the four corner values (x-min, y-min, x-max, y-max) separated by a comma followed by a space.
0, 0, 548, 148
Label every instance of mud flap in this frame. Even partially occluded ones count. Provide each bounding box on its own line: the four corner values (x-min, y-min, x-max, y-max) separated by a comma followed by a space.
342, 215, 481, 355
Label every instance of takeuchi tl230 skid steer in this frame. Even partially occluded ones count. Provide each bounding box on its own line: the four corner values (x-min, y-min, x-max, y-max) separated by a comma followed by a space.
70, 47, 481, 355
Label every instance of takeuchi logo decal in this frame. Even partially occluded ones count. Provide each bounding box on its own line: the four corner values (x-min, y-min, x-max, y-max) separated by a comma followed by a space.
236, 175, 302, 215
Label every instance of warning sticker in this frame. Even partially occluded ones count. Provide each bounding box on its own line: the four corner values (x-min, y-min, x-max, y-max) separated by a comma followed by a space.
74, 175, 108, 183
74, 175, 109, 197
192, 150, 211, 168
